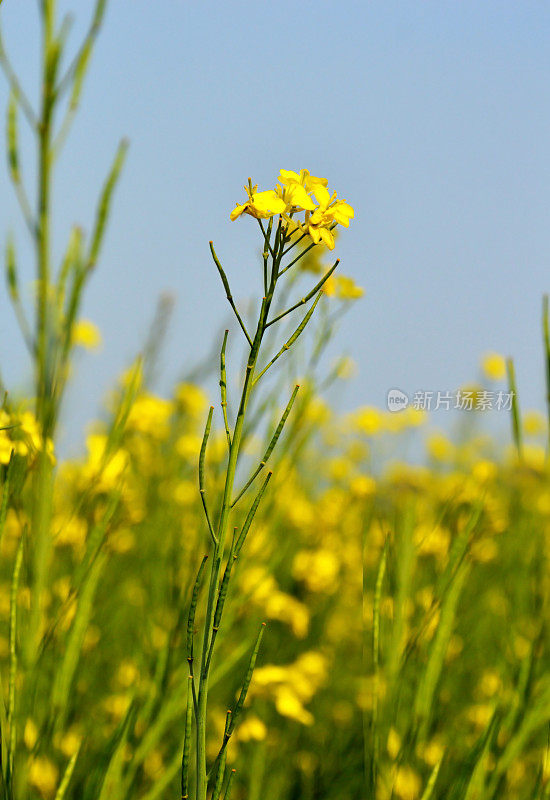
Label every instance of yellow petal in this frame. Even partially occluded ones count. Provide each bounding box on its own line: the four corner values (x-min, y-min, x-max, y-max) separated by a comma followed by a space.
279, 169, 301, 186
304, 174, 328, 191
230, 202, 248, 221
286, 183, 316, 211
313, 184, 331, 208
308, 226, 321, 244
318, 227, 335, 249
252, 190, 286, 215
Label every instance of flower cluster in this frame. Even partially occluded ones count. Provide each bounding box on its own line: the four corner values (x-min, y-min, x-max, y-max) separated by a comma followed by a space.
230, 169, 354, 250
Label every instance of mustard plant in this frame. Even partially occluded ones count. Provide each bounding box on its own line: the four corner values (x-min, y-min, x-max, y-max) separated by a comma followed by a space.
183, 171, 354, 800
0, 0, 125, 795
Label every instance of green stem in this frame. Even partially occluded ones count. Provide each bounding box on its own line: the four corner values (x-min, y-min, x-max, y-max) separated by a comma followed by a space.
194, 226, 289, 800
195, 299, 268, 800
27, 0, 56, 668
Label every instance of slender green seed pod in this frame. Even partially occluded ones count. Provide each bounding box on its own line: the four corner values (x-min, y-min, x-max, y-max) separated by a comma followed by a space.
255, 295, 322, 384
232, 387, 298, 505
57, 226, 83, 312
68, 38, 92, 111
227, 623, 266, 736
262, 217, 273, 291
266, 259, 339, 328
87, 139, 129, 271
0, 455, 13, 552
420, 756, 443, 800
209, 241, 253, 347
506, 356, 523, 459
414, 561, 470, 739
98, 702, 136, 800
180, 676, 193, 800
199, 406, 216, 543
435, 500, 481, 601
52, 553, 106, 727
187, 555, 209, 662
105, 356, 143, 456
487, 680, 550, 797
220, 331, 231, 448
7, 89, 19, 184
54, 745, 81, 800
235, 473, 272, 556
223, 769, 236, 800
211, 749, 227, 800
463, 712, 500, 800
213, 546, 236, 633
8, 535, 24, 781
371, 535, 389, 790
72, 491, 119, 590
5, 234, 18, 302
121, 683, 188, 794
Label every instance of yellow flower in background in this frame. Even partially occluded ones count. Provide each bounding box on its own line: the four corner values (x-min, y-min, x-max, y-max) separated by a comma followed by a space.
393, 766, 422, 800
387, 727, 402, 759
293, 548, 339, 593
482, 352, 506, 381
354, 406, 384, 436
427, 432, 454, 462
274, 686, 314, 726
174, 382, 208, 418
0, 430, 13, 464
126, 394, 173, 438
72, 319, 102, 350
84, 433, 128, 487
24, 719, 38, 750
523, 410, 545, 436
322, 274, 364, 300
236, 715, 267, 742
28, 756, 59, 798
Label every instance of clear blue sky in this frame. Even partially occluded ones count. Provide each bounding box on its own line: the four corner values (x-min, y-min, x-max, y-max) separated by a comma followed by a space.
1, 1, 550, 451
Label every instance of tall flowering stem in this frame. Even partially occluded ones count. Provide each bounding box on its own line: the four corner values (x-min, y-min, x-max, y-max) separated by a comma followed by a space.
0, 2, 125, 791
184, 170, 354, 800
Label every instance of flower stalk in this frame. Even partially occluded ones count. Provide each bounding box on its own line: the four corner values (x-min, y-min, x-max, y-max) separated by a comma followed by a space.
185, 169, 354, 800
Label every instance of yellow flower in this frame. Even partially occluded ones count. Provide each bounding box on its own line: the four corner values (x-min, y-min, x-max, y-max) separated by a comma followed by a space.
277, 169, 324, 211
274, 686, 314, 725
523, 410, 545, 436
292, 549, 339, 593
304, 183, 354, 250
236, 715, 267, 742
174, 382, 208, 418
481, 352, 506, 381
126, 394, 173, 438
230, 184, 286, 221
322, 274, 364, 300
279, 168, 328, 194
72, 319, 102, 350
24, 719, 39, 750
393, 766, 422, 800
354, 407, 384, 436
28, 756, 59, 798
387, 727, 402, 759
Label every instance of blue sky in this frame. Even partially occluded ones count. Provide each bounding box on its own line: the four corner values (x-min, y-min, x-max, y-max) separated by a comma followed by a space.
1, 1, 550, 451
